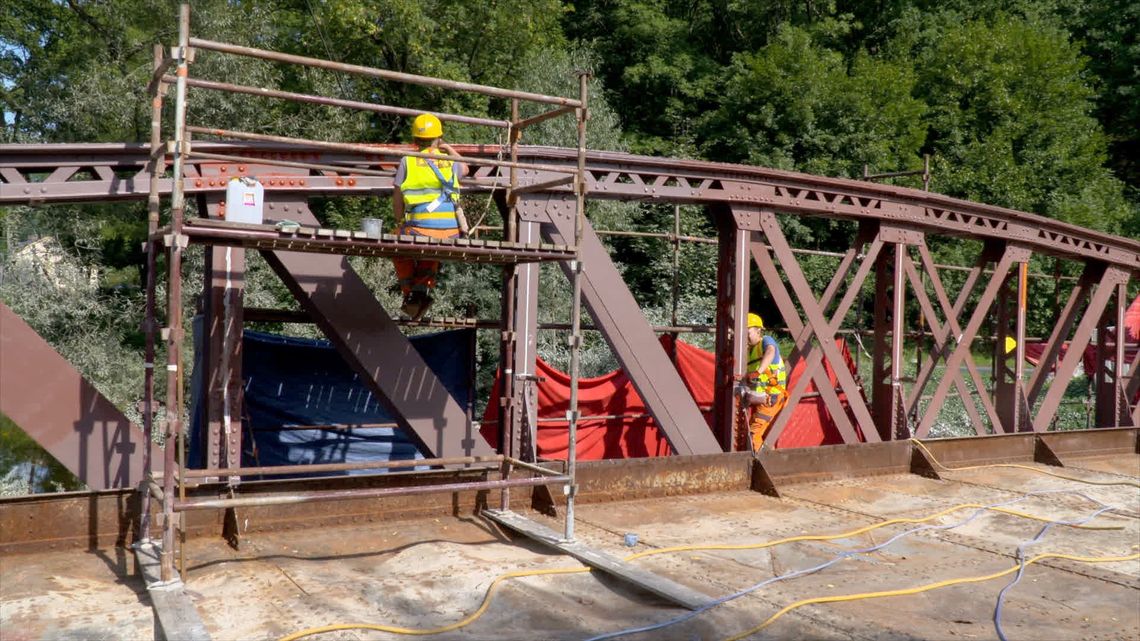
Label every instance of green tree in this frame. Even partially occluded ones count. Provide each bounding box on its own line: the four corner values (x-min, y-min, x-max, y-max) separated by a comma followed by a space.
897, 11, 1131, 231
700, 24, 927, 178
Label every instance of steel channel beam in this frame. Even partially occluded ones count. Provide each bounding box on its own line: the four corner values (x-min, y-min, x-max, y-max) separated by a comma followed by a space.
166, 220, 574, 264
3, 427, 1136, 554
173, 475, 568, 511
3, 143, 1138, 273
757, 441, 914, 485
182, 455, 504, 478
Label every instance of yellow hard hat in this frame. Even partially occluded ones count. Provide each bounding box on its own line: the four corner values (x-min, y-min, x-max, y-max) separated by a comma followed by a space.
747, 313, 764, 329
412, 113, 443, 139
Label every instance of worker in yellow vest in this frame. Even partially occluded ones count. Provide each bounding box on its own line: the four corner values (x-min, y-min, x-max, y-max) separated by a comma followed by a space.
392, 113, 468, 320
738, 313, 788, 451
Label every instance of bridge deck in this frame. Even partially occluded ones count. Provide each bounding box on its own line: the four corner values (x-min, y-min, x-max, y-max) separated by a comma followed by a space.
3, 449, 1136, 640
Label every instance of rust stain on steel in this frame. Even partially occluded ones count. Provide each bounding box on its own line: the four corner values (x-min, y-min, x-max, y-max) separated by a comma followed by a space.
573, 452, 754, 503
759, 441, 913, 485
1039, 427, 1139, 459
0, 302, 150, 491
917, 433, 1039, 467
3, 428, 1136, 554
0, 489, 140, 554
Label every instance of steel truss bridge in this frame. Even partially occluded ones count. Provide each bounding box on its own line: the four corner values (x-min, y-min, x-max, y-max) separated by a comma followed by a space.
1, 3, 1138, 595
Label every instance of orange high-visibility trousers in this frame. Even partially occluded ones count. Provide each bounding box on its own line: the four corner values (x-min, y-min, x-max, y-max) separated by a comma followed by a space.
749, 391, 788, 451
392, 224, 460, 295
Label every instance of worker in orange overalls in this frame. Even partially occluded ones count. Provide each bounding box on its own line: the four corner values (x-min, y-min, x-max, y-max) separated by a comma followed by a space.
738, 313, 788, 451
392, 113, 468, 320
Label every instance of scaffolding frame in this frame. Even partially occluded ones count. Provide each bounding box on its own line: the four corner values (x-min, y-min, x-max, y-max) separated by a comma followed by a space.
142, 4, 590, 581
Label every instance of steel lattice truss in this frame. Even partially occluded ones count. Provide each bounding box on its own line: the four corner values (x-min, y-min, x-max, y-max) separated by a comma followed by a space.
3, 142, 1138, 271
3, 141, 1138, 466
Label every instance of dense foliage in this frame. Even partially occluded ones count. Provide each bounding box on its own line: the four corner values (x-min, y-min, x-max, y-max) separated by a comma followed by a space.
1, 0, 1136, 489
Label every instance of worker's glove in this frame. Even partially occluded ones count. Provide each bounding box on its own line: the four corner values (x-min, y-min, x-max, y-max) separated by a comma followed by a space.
735, 383, 760, 405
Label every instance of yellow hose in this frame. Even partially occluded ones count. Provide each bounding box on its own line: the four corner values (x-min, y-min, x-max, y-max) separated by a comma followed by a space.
275, 566, 591, 640
723, 551, 1140, 641
275, 498, 1120, 641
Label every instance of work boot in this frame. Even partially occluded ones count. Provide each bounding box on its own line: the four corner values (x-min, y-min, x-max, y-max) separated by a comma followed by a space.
411, 294, 434, 321
400, 291, 426, 319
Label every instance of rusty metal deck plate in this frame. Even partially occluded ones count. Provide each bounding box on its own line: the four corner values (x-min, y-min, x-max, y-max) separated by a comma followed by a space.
3, 431, 1137, 640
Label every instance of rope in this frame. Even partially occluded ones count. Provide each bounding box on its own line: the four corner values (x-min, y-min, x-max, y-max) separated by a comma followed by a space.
467, 127, 509, 238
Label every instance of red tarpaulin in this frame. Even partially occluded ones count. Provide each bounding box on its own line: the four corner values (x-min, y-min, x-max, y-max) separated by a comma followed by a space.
1127, 295, 1140, 343
481, 336, 866, 460
1024, 298, 1139, 403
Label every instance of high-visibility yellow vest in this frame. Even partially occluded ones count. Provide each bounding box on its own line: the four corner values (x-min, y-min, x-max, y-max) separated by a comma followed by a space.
400, 148, 460, 229
747, 339, 787, 394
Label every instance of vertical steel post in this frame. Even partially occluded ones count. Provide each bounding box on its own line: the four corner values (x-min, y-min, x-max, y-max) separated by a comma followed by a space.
161, 2, 191, 582
871, 249, 893, 441
1094, 282, 1128, 427
1013, 262, 1028, 428
890, 243, 907, 439
670, 205, 681, 337
563, 73, 588, 541
995, 269, 1016, 432
140, 43, 166, 543
1112, 282, 1129, 426
507, 98, 520, 239
731, 230, 750, 450
994, 260, 1029, 431
713, 212, 749, 451
495, 194, 517, 511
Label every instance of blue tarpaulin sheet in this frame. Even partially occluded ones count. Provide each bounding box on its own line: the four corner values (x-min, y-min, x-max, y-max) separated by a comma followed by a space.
189, 327, 474, 477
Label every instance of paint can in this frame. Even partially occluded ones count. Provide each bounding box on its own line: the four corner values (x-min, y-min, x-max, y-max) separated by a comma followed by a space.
362, 217, 382, 239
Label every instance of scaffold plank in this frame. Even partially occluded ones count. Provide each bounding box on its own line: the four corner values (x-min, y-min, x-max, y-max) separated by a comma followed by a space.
482, 508, 711, 610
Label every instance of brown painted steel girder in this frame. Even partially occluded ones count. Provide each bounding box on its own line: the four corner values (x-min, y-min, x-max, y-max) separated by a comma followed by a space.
0, 302, 150, 490
3, 143, 1137, 273
255, 203, 494, 459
